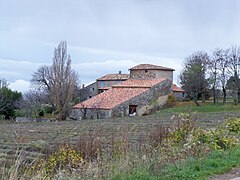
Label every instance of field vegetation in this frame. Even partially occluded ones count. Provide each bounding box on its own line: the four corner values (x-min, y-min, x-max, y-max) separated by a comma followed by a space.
1, 102, 240, 179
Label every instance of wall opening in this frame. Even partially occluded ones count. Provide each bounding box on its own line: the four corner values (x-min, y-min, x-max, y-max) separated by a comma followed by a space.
129, 105, 137, 116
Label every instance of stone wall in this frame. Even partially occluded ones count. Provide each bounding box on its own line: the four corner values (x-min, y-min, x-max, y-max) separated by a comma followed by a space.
73, 78, 172, 119
130, 69, 156, 79
129, 69, 173, 81
173, 91, 187, 101
70, 108, 112, 120
80, 80, 128, 102
155, 70, 173, 81
112, 78, 172, 117
15, 117, 52, 123
97, 80, 126, 88
79, 82, 98, 102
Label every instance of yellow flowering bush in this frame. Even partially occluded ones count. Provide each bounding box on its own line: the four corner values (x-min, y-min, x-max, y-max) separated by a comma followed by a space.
31, 144, 83, 177
168, 113, 239, 151
224, 117, 240, 133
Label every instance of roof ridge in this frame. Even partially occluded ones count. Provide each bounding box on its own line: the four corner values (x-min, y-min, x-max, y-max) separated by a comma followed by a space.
129, 64, 175, 71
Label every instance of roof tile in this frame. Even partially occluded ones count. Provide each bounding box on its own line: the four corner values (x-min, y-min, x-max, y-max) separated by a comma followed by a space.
97, 74, 129, 81
74, 78, 166, 110
129, 64, 175, 71
171, 84, 185, 92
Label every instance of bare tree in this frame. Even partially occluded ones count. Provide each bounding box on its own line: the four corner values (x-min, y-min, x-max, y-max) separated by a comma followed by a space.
216, 48, 230, 104
31, 41, 78, 120
207, 49, 220, 104
22, 90, 50, 118
208, 48, 230, 104
31, 65, 52, 91
228, 46, 240, 103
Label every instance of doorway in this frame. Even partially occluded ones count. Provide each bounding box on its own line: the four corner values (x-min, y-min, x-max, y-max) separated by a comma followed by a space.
129, 105, 137, 115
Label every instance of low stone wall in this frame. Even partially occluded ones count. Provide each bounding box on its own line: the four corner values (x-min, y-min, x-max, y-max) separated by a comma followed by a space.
70, 108, 112, 120
15, 117, 53, 123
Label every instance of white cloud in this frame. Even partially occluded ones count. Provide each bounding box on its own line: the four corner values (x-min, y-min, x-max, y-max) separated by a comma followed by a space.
73, 57, 182, 85
0, 58, 46, 82
73, 59, 136, 84
9, 79, 30, 93
0, 51, 183, 92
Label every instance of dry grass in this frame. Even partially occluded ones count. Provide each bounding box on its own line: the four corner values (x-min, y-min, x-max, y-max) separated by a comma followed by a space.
0, 111, 240, 179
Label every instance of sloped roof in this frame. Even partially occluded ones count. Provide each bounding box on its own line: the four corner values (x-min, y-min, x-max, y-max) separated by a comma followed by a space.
97, 74, 129, 81
171, 84, 185, 92
73, 78, 166, 110
98, 87, 110, 90
129, 64, 175, 71
112, 78, 166, 88
73, 87, 149, 110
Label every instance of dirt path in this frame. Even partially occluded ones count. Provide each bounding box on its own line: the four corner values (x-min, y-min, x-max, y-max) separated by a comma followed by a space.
209, 168, 240, 180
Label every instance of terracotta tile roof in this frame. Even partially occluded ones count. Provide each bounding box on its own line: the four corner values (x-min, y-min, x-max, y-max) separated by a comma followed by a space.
73, 87, 149, 109
112, 78, 166, 88
171, 84, 185, 92
97, 74, 129, 81
98, 87, 110, 90
73, 78, 166, 110
129, 64, 175, 71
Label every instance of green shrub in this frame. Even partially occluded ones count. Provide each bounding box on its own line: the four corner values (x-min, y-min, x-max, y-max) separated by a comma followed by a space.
169, 113, 195, 145
168, 94, 177, 103
169, 113, 239, 151
38, 109, 44, 117
43, 104, 55, 114
225, 117, 240, 133
30, 144, 83, 177
163, 94, 177, 108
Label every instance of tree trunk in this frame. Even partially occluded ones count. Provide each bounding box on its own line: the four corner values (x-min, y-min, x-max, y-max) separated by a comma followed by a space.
213, 87, 216, 104
201, 92, 205, 103
222, 86, 226, 105
238, 89, 240, 104
193, 99, 201, 106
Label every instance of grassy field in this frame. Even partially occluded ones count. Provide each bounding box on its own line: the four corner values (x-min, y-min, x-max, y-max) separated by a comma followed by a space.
113, 145, 240, 180
158, 101, 240, 114
1, 102, 240, 179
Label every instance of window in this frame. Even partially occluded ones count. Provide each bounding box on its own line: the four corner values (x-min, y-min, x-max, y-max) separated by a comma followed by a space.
100, 81, 105, 87
90, 87, 94, 92
116, 80, 121, 84
145, 70, 148, 73
98, 89, 104, 94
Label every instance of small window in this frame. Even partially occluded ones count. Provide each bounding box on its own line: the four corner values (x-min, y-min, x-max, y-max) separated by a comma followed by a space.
116, 80, 121, 84
90, 87, 94, 92
100, 81, 104, 87
145, 70, 148, 73
98, 90, 104, 94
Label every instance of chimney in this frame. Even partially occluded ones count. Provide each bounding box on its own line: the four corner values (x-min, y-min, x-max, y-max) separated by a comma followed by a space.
82, 84, 85, 89
119, 70, 122, 74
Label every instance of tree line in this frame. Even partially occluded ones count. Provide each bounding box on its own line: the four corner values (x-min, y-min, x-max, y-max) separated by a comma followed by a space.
180, 46, 240, 106
0, 41, 79, 120
1, 42, 240, 120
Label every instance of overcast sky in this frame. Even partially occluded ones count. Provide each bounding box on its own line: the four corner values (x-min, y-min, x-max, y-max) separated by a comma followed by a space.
1, 0, 240, 92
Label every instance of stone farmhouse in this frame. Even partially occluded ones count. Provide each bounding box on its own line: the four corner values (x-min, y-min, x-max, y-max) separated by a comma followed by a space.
80, 73, 129, 102
71, 64, 185, 119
